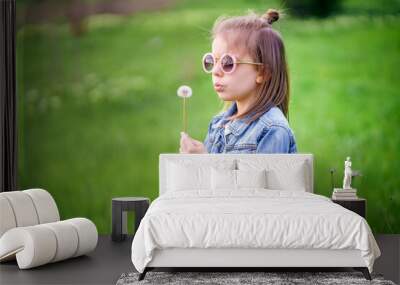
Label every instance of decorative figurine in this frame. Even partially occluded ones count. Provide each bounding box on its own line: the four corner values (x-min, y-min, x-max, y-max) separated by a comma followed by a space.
343, 157, 352, 189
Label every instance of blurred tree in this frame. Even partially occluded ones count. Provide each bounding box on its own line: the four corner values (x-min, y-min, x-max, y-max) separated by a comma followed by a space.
17, 0, 175, 36
285, 0, 342, 18
66, 0, 89, 37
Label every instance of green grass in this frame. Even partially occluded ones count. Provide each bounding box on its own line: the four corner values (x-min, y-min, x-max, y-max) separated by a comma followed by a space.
17, 1, 400, 234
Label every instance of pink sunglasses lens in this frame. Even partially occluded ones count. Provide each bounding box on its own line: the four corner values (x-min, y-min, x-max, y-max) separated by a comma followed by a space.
203, 54, 214, 72
221, 55, 235, 73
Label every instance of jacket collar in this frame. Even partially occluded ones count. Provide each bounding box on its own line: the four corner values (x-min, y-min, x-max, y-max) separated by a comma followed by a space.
218, 102, 253, 137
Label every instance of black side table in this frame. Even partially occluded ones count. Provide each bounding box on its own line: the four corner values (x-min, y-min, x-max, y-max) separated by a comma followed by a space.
112, 197, 150, 242
332, 198, 366, 218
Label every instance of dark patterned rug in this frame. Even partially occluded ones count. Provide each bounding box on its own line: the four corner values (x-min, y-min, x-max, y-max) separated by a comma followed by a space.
116, 271, 396, 285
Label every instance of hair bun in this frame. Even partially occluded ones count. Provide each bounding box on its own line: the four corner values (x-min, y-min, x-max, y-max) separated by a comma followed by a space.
262, 9, 280, 25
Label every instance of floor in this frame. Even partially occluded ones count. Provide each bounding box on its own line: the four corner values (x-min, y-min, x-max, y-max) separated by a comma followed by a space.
0, 235, 399, 285
375, 235, 400, 284
0, 236, 135, 285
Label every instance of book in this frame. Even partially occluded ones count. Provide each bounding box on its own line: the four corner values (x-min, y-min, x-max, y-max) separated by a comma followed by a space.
334, 188, 357, 193
333, 193, 358, 197
332, 194, 358, 200
332, 196, 359, 200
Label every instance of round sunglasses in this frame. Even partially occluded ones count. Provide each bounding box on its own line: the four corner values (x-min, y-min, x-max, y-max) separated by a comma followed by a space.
202, 52, 263, 74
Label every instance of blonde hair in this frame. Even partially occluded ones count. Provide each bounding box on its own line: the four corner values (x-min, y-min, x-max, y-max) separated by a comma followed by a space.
212, 9, 290, 123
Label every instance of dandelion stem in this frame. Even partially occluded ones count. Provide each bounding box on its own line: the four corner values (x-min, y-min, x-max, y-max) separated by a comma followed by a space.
183, 97, 187, 133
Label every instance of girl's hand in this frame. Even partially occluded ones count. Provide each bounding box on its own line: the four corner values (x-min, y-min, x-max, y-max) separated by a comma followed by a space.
179, 132, 208, 154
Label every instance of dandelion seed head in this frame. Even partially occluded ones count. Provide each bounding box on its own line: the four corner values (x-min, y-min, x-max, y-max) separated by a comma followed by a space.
177, 85, 192, 98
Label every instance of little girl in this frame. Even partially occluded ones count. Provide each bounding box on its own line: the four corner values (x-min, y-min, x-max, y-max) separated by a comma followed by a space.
180, 9, 297, 154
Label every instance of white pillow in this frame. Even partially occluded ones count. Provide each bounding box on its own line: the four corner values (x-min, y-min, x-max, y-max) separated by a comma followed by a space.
237, 159, 307, 191
167, 162, 209, 191
265, 162, 306, 191
211, 168, 267, 190
211, 168, 236, 190
167, 159, 236, 191
236, 169, 267, 189
267, 162, 307, 191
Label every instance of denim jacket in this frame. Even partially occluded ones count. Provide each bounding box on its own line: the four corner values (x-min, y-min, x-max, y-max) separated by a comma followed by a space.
204, 102, 297, 154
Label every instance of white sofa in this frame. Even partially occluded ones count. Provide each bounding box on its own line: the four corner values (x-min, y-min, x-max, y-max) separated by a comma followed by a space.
0, 188, 98, 269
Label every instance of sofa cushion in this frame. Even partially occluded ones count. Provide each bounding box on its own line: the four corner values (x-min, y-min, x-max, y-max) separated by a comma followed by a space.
24, 189, 60, 224
0, 196, 17, 237
0, 189, 60, 238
